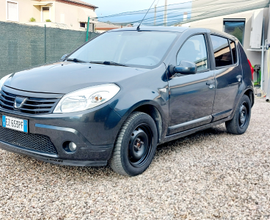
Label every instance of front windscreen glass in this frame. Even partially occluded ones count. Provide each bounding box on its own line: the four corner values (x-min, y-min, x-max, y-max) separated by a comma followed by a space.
68, 31, 178, 68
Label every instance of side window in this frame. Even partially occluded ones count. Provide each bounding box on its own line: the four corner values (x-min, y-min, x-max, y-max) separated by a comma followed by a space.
229, 40, 237, 64
210, 35, 233, 67
177, 35, 208, 72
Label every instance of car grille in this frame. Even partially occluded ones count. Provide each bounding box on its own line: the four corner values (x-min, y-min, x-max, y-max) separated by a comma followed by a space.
0, 126, 57, 155
0, 89, 60, 114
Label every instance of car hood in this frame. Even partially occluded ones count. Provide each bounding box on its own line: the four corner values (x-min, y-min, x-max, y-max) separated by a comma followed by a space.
4, 62, 149, 94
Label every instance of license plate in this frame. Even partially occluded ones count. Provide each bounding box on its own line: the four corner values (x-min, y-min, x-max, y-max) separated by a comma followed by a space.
2, 115, 28, 133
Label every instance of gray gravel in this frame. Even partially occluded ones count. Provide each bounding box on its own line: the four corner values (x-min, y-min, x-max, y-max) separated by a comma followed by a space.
0, 97, 270, 219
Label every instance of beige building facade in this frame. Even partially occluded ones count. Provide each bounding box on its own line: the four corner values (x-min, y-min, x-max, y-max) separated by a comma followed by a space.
0, 0, 97, 30
94, 21, 122, 33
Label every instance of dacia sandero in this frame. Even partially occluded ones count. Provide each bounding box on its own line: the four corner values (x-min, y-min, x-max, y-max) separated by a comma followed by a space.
0, 27, 254, 176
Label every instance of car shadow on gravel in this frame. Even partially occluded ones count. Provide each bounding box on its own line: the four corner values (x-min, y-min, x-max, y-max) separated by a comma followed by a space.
8, 152, 116, 178
6, 125, 229, 178
155, 125, 228, 157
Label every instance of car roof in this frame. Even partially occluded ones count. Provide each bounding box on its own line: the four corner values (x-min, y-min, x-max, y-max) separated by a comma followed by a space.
208, 29, 238, 41
110, 26, 189, 33
109, 26, 237, 41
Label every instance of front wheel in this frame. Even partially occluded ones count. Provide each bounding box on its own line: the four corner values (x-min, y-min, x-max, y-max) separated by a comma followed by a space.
109, 112, 158, 176
226, 95, 251, 134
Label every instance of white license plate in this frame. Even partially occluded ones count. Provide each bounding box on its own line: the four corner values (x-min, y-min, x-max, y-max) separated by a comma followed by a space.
2, 115, 28, 133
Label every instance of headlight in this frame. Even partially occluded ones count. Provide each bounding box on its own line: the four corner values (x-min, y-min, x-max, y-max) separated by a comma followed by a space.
54, 84, 120, 113
0, 74, 12, 90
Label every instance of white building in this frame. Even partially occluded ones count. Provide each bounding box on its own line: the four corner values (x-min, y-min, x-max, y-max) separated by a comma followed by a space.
183, 0, 270, 99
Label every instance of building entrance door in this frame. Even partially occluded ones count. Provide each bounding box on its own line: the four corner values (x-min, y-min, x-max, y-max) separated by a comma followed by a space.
42, 7, 50, 22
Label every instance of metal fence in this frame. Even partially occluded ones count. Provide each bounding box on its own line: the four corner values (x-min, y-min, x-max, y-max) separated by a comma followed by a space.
0, 21, 99, 78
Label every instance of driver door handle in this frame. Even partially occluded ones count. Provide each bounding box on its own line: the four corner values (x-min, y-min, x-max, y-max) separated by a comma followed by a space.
206, 79, 215, 89
206, 79, 215, 85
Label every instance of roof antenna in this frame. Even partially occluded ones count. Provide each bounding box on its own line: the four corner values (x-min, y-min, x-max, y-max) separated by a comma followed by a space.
137, 0, 156, 31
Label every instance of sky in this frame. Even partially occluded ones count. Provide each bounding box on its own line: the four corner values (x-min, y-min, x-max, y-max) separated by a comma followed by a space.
84, 0, 188, 17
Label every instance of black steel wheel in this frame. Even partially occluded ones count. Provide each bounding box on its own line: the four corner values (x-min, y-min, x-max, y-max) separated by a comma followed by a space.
239, 103, 248, 128
109, 112, 158, 176
226, 95, 251, 134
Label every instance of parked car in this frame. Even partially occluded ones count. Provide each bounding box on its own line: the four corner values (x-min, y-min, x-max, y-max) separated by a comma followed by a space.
0, 27, 254, 176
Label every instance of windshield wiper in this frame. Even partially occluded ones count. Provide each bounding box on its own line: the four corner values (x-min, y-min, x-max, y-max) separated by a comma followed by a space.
90, 61, 127, 67
66, 58, 87, 63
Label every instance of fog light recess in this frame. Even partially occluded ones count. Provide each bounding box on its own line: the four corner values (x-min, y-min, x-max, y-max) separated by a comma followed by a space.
63, 141, 77, 153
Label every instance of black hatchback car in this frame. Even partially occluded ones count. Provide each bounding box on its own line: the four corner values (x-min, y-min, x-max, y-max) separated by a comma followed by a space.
0, 27, 254, 176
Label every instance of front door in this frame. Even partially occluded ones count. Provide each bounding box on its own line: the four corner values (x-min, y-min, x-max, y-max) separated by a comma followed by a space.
168, 34, 216, 135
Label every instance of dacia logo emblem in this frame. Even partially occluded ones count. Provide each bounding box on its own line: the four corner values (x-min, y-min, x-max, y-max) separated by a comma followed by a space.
14, 97, 27, 109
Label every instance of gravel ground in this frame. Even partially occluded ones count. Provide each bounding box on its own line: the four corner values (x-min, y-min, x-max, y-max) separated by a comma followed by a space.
0, 97, 270, 219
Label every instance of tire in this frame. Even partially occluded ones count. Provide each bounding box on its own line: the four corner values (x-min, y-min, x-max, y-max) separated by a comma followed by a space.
109, 112, 158, 176
226, 95, 251, 134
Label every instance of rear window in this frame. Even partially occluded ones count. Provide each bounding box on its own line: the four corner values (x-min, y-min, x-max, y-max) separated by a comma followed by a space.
210, 35, 237, 68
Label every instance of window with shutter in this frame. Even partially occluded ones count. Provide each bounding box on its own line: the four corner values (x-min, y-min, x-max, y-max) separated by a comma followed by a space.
7, 1, 18, 21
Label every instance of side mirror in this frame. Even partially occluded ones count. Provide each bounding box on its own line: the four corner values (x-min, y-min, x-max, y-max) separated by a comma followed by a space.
60, 54, 69, 61
168, 60, 197, 77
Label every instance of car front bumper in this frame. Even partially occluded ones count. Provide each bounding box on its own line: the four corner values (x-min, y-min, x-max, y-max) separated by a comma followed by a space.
0, 106, 122, 166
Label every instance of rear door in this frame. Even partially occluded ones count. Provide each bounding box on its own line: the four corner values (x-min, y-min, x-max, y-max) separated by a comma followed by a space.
168, 34, 216, 135
209, 35, 242, 121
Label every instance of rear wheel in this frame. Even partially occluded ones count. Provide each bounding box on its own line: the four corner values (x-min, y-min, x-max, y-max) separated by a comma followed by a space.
226, 95, 251, 134
109, 112, 158, 176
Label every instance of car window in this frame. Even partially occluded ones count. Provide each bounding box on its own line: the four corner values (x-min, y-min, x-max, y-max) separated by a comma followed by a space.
68, 31, 178, 68
210, 35, 233, 67
229, 40, 237, 64
177, 35, 208, 72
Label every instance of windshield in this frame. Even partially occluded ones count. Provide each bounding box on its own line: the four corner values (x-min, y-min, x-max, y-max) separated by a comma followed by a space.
68, 31, 178, 68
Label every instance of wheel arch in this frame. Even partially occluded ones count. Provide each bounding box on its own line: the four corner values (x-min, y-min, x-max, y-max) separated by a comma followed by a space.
230, 86, 254, 120
114, 101, 166, 145
244, 88, 254, 107
133, 104, 163, 143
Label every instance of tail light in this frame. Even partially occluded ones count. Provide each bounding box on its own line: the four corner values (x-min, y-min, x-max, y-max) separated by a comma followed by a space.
247, 59, 254, 81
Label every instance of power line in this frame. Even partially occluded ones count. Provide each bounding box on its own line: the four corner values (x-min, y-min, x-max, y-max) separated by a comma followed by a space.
94, 0, 269, 27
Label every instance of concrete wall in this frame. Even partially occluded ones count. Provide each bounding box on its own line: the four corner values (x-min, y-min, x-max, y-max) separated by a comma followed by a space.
264, 7, 270, 96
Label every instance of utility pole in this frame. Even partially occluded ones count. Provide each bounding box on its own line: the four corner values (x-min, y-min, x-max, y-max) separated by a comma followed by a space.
164, 0, 167, 26
44, 24, 46, 63
86, 16, 90, 42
